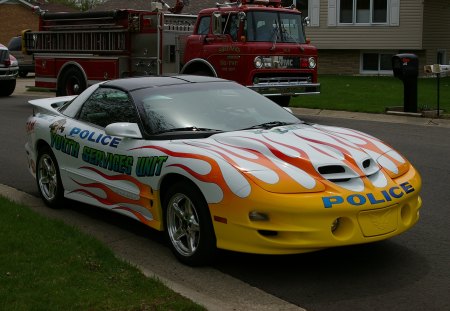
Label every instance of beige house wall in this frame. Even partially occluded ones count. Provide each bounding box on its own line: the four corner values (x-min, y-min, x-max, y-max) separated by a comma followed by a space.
307, 0, 424, 50
423, 0, 450, 66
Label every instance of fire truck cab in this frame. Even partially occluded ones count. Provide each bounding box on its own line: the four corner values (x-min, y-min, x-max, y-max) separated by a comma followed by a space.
24, 0, 319, 106
182, 0, 320, 106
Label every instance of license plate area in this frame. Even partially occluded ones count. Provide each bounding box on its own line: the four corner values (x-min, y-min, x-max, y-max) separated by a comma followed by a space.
358, 205, 398, 237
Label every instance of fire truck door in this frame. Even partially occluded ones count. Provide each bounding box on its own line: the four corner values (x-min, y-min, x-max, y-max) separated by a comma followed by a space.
202, 12, 243, 80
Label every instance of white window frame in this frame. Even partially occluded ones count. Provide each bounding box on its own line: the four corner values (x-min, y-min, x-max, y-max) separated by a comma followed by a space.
328, 0, 398, 26
360, 51, 396, 75
338, 0, 389, 25
437, 49, 447, 65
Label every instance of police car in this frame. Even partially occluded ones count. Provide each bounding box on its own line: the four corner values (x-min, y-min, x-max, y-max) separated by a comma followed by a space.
25, 76, 422, 265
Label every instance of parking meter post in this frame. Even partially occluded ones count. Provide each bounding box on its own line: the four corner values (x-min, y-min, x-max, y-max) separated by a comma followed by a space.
392, 54, 419, 113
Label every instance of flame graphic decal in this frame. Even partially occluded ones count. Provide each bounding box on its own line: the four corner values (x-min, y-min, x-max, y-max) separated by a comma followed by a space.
70, 166, 158, 226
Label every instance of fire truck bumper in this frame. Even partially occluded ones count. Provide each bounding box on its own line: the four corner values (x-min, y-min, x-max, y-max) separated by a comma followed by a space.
248, 82, 320, 97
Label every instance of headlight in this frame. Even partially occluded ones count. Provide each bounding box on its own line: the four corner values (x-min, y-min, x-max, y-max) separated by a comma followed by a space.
308, 57, 316, 69
254, 56, 263, 69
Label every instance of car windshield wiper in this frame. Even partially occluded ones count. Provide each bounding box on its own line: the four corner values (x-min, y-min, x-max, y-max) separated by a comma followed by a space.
155, 126, 223, 134
243, 121, 298, 130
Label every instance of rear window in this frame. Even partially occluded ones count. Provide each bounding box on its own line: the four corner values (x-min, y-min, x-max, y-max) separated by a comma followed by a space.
7, 37, 21, 51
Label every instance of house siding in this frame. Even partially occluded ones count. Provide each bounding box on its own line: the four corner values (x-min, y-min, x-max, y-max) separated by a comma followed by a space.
307, 0, 424, 50
423, 0, 450, 65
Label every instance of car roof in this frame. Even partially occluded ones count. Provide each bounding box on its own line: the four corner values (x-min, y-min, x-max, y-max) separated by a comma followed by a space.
101, 75, 228, 92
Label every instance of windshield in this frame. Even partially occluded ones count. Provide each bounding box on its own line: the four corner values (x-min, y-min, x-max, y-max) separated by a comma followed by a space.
131, 82, 300, 135
245, 11, 306, 43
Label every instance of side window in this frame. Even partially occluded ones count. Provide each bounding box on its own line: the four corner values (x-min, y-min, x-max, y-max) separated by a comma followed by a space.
223, 14, 239, 41
197, 16, 211, 35
78, 88, 139, 128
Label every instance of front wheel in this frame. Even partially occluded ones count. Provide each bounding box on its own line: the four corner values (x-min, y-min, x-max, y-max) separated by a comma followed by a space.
268, 95, 291, 107
0, 80, 16, 96
163, 181, 216, 266
36, 146, 64, 208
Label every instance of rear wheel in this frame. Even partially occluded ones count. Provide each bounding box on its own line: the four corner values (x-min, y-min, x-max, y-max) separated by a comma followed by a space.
57, 67, 86, 96
163, 181, 216, 266
36, 146, 64, 208
0, 80, 16, 96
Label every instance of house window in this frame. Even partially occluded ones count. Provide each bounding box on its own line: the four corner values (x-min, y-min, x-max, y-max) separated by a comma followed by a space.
361, 51, 394, 74
339, 0, 388, 24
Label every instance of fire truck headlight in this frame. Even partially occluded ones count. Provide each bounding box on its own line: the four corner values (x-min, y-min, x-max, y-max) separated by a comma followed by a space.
254, 56, 263, 69
308, 57, 317, 69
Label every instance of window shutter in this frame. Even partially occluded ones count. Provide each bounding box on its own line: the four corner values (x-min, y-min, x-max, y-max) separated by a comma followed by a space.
328, 0, 337, 26
390, 0, 400, 26
310, 0, 320, 27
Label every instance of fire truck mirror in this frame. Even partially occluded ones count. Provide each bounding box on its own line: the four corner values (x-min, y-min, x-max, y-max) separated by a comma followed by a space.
303, 16, 310, 27
238, 12, 246, 21
212, 12, 222, 35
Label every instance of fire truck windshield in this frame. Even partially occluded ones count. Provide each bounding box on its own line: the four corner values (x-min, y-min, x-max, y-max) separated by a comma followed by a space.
245, 11, 306, 44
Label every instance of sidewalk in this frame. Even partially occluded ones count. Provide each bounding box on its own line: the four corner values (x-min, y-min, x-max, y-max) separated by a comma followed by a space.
15, 77, 450, 128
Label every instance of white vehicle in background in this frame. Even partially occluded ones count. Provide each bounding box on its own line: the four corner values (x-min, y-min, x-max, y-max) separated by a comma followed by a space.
0, 43, 18, 96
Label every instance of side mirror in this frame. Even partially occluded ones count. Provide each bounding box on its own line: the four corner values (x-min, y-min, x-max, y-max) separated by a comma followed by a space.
105, 123, 142, 139
238, 12, 246, 21
303, 16, 310, 27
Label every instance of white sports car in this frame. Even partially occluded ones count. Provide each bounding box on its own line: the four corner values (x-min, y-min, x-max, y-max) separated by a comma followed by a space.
25, 76, 422, 265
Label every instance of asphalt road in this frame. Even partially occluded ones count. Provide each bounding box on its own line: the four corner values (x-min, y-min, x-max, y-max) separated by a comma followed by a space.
1, 91, 449, 311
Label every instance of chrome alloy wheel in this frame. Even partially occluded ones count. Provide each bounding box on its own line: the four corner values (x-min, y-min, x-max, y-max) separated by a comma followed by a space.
166, 193, 201, 257
37, 154, 58, 201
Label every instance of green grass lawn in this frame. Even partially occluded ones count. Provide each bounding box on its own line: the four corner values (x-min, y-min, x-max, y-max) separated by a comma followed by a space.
291, 75, 450, 114
0, 196, 205, 311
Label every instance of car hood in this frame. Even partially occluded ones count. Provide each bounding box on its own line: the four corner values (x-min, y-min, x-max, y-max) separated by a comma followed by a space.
181, 123, 409, 193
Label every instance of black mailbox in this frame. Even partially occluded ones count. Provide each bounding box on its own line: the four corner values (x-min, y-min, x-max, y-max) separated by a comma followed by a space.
392, 53, 419, 112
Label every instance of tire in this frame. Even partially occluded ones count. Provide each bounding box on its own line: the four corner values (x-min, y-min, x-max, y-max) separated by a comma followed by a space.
19, 71, 28, 78
36, 146, 64, 208
192, 70, 212, 76
269, 96, 291, 107
0, 80, 16, 96
57, 67, 86, 96
163, 181, 216, 266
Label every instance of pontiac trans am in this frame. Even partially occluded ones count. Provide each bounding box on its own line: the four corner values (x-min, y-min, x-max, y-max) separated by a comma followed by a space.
25, 76, 422, 266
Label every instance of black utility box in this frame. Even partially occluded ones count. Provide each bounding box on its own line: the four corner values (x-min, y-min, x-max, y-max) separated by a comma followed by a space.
392, 54, 419, 112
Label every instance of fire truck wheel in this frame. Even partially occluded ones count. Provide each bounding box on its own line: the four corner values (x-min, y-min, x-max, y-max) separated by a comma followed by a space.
269, 96, 291, 107
0, 80, 16, 96
57, 67, 87, 96
192, 70, 213, 77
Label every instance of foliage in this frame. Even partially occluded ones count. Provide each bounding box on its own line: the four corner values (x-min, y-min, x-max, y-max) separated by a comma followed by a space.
0, 196, 205, 311
47, 0, 106, 11
291, 75, 450, 114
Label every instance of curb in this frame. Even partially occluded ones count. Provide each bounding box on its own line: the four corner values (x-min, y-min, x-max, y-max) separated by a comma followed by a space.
0, 184, 304, 311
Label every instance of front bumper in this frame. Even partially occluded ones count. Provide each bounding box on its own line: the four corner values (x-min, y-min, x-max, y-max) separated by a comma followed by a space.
210, 166, 422, 254
248, 80, 320, 96
0, 66, 19, 80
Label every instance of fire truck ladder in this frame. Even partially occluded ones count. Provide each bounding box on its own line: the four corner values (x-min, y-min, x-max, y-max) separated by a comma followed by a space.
24, 11, 129, 54
24, 31, 127, 53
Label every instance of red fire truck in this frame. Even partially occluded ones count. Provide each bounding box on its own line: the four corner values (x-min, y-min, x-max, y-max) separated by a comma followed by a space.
23, 0, 319, 106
